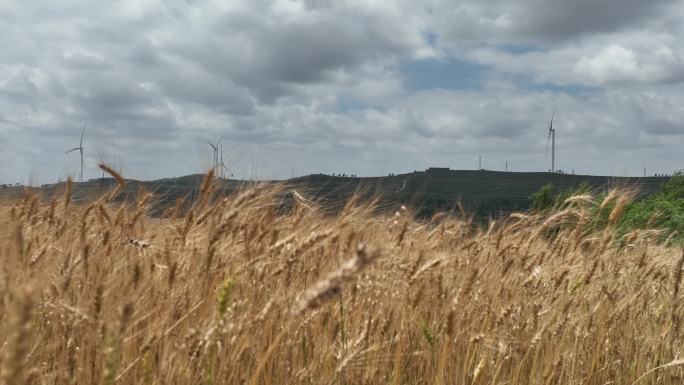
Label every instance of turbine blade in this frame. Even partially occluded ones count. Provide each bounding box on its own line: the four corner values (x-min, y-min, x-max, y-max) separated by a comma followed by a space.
207, 140, 217, 150
66, 147, 80, 153
80, 123, 86, 146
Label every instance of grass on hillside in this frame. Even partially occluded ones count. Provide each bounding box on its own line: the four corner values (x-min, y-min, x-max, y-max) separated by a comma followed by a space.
1, 165, 684, 385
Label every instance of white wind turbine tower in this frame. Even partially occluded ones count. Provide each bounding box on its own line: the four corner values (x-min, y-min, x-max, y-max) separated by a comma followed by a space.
546, 106, 557, 173
66, 123, 86, 182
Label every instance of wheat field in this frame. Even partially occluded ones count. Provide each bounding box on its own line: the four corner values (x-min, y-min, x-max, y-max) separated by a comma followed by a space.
1, 167, 683, 385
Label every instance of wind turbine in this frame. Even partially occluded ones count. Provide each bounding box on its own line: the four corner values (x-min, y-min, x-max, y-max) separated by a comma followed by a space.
219, 143, 233, 178
206, 135, 224, 176
66, 123, 86, 181
207, 140, 218, 173
546, 106, 557, 173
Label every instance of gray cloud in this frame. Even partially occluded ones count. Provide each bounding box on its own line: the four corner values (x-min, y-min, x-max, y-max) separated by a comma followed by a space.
431, 0, 679, 45
162, 1, 429, 103
514, 0, 677, 41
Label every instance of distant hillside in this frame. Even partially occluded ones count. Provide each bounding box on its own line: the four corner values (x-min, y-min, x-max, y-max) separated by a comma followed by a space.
289, 168, 670, 217
0, 168, 670, 218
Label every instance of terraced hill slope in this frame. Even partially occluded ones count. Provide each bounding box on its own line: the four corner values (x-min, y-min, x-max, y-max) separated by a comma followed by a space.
289, 168, 670, 217
0, 168, 670, 218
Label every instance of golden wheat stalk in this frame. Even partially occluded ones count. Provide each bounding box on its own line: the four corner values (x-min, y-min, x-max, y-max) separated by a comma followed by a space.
295, 243, 379, 315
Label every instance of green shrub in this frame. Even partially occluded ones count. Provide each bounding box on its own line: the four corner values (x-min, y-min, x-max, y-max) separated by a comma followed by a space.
528, 176, 684, 244
619, 171, 684, 244
662, 170, 684, 199
530, 183, 555, 211
529, 182, 594, 212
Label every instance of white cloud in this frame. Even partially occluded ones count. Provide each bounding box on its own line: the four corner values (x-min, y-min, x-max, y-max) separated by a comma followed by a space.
574, 44, 684, 84
465, 29, 684, 87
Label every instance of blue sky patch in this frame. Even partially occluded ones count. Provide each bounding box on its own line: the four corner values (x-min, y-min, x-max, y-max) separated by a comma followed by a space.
336, 94, 372, 113
527, 82, 597, 96
399, 58, 487, 91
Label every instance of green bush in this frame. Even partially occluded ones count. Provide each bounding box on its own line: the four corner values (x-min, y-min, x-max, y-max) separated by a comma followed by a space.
619, 171, 684, 244
529, 182, 594, 212
527, 176, 684, 244
662, 170, 684, 199
529, 183, 555, 211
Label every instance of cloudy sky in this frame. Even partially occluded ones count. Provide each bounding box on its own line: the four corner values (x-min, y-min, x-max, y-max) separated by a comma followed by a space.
1, 0, 683, 183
